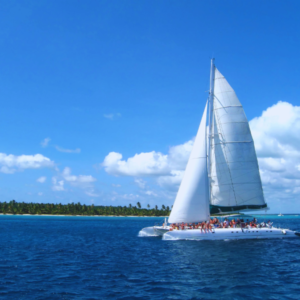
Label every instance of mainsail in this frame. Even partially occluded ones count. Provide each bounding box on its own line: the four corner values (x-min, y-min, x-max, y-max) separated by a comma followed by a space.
168, 103, 210, 223
209, 68, 267, 214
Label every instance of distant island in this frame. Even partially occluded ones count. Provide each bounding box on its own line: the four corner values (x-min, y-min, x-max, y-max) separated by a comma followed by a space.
0, 200, 170, 217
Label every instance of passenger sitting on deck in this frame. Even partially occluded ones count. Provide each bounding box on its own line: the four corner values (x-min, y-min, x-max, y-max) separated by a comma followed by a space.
250, 222, 257, 228
217, 222, 223, 228
223, 218, 229, 228
212, 217, 218, 225
206, 221, 212, 232
236, 219, 241, 226
200, 221, 206, 233
214, 218, 220, 227
180, 222, 185, 230
230, 219, 236, 228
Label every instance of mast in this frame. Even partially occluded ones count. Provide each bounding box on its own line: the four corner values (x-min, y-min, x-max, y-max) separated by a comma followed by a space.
208, 59, 215, 204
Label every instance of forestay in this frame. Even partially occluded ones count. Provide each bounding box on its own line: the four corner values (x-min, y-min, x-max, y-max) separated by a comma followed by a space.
209, 68, 267, 214
168, 103, 210, 223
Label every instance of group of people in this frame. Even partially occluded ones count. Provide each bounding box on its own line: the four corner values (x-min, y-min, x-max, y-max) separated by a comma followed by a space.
169, 217, 272, 232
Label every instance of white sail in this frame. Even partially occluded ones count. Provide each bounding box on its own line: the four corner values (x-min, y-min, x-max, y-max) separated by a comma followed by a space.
209, 68, 266, 214
168, 102, 210, 223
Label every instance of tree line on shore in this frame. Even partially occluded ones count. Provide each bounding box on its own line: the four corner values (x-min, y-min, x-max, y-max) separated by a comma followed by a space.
0, 200, 171, 216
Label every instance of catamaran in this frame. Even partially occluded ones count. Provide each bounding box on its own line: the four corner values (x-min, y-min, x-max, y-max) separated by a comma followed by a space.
140, 59, 300, 240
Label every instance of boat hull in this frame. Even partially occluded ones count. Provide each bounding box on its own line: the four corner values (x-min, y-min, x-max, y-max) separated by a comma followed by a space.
153, 226, 170, 236
162, 227, 299, 240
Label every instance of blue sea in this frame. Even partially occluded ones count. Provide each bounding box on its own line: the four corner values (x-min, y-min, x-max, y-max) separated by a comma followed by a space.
0, 215, 300, 299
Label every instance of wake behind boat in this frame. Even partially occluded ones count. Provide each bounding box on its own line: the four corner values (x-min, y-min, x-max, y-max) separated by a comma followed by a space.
139, 59, 299, 241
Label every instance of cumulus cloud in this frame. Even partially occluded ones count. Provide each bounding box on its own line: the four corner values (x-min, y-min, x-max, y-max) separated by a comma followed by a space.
157, 170, 184, 190
102, 139, 193, 191
62, 167, 96, 188
0, 153, 55, 174
85, 189, 100, 197
102, 101, 300, 210
55, 146, 81, 153
102, 142, 192, 178
38, 192, 43, 196
51, 167, 96, 192
37, 176, 47, 183
41, 138, 51, 147
135, 178, 146, 189
145, 190, 157, 197
249, 101, 300, 199
52, 177, 64, 191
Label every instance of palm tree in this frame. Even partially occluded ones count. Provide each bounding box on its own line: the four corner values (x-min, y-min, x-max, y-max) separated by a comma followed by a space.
162, 205, 166, 210
155, 205, 158, 210
147, 204, 150, 209
137, 202, 141, 209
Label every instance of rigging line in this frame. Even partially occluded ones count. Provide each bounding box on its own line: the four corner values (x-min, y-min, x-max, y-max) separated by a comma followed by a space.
218, 121, 248, 125
211, 182, 262, 186
212, 160, 258, 164
235, 195, 266, 205
214, 141, 252, 145
214, 105, 242, 110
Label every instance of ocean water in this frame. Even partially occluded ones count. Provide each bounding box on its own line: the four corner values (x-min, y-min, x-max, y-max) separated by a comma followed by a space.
0, 215, 300, 300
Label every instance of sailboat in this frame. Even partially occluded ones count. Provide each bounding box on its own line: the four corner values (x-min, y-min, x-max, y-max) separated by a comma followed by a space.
139, 59, 299, 240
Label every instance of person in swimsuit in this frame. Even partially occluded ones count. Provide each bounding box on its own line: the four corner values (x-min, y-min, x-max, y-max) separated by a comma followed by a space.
200, 221, 206, 233
206, 220, 212, 232
223, 218, 229, 228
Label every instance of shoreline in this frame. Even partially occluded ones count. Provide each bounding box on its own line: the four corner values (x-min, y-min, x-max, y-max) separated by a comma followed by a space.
0, 213, 169, 217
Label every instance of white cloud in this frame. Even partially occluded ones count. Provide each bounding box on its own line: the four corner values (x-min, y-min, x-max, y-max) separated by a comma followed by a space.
37, 176, 47, 183
157, 170, 184, 190
0, 153, 55, 174
52, 177, 65, 191
38, 192, 43, 196
104, 113, 121, 120
103, 152, 170, 177
55, 146, 81, 153
102, 140, 192, 193
102, 139, 193, 178
51, 167, 96, 192
121, 194, 140, 200
62, 167, 96, 188
85, 189, 100, 197
41, 138, 51, 147
249, 101, 300, 200
135, 178, 146, 189
102, 101, 300, 211
145, 190, 157, 197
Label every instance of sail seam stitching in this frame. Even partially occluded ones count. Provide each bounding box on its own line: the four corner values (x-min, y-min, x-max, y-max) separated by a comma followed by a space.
214, 102, 238, 207
214, 105, 242, 110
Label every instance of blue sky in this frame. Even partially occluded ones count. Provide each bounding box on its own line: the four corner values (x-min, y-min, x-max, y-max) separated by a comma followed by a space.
1, 0, 300, 213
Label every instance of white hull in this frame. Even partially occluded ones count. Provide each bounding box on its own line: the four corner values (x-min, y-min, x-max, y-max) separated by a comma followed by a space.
138, 226, 300, 240
163, 227, 299, 240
